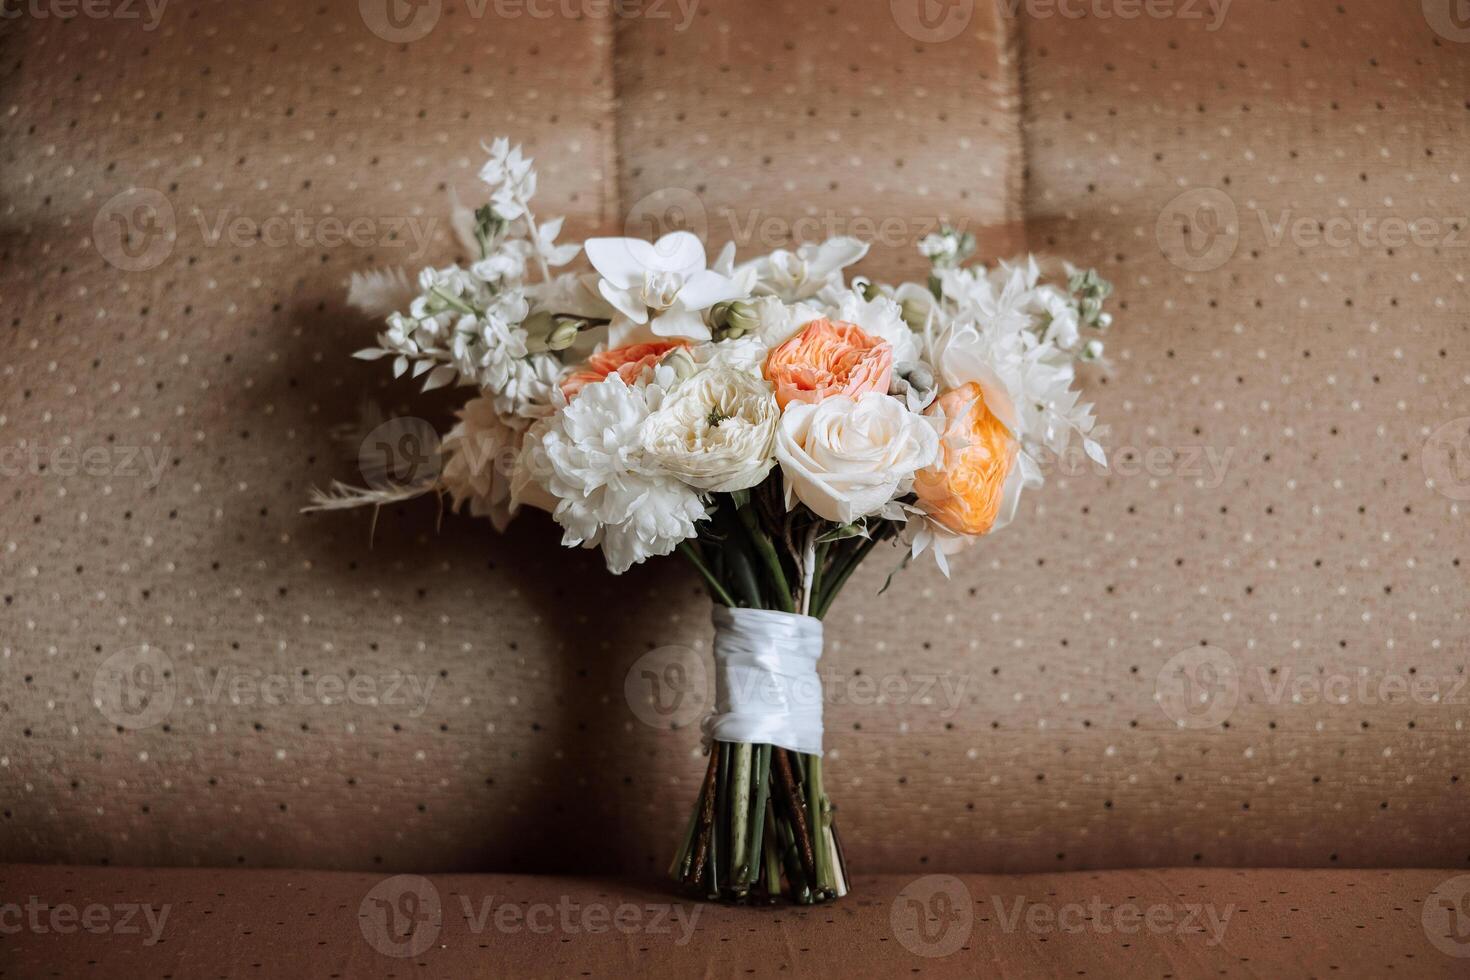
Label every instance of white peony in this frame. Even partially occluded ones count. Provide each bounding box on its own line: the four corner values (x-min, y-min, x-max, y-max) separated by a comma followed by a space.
522, 373, 708, 573
747, 295, 824, 349
439, 397, 524, 532
774, 392, 939, 524
690, 335, 770, 374
641, 367, 778, 492
826, 288, 921, 364
585, 231, 744, 346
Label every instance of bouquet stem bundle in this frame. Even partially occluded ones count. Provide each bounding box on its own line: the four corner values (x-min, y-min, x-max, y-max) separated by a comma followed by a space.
669, 741, 847, 903
669, 484, 894, 904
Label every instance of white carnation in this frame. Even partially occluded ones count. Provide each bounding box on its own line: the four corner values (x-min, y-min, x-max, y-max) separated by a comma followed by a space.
523, 373, 707, 574
641, 367, 778, 492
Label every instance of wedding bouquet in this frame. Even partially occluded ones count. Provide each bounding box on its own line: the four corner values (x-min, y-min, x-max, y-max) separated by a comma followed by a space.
310, 138, 1112, 904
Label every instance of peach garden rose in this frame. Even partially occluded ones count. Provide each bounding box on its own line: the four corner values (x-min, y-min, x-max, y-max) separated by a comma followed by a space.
560, 340, 687, 398
914, 382, 1019, 537
762, 318, 893, 409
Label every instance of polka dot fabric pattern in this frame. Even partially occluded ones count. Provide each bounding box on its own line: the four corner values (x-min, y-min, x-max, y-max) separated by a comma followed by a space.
4, 865, 1467, 979
1012, 0, 1470, 871
0, 0, 1465, 882
613, 0, 1026, 278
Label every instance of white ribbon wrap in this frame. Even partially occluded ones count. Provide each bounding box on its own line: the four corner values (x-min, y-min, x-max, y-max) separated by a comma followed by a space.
701, 606, 825, 757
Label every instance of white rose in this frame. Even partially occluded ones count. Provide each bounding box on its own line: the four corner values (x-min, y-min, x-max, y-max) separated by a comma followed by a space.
641, 367, 778, 492
775, 392, 940, 523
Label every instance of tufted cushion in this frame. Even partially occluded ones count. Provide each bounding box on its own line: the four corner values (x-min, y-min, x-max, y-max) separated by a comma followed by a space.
0, 0, 1466, 880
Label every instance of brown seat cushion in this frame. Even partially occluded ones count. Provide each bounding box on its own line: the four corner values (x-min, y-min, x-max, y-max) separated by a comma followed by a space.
2, 864, 1467, 978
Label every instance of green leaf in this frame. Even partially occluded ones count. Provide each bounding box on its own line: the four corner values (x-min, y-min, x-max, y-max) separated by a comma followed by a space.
816, 522, 870, 545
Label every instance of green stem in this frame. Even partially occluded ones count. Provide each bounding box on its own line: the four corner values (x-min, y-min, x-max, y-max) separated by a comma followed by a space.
813, 526, 893, 619
678, 541, 737, 607
429, 285, 480, 317
745, 744, 771, 888
808, 540, 831, 615
729, 743, 752, 889
763, 802, 783, 898
721, 528, 764, 608
711, 742, 729, 897
737, 503, 794, 612
669, 795, 700, 880
807, 754, 830, 895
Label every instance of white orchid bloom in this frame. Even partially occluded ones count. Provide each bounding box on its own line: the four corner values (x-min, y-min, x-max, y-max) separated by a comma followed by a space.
750, 236, 869, 302
712, 241, 761, 296
585, 231, 744, 346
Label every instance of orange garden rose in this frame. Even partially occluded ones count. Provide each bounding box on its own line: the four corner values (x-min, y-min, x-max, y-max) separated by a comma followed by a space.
913, 382, 1017, 536
762, 318, 893, 409
560, 340, 686, 398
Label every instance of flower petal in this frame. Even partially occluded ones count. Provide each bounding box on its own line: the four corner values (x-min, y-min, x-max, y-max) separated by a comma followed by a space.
584, 237, 653, 288
647, 230, 707, 275
598, 280, 649, 324
673, 269, 744, 312
649, 308, 712, 343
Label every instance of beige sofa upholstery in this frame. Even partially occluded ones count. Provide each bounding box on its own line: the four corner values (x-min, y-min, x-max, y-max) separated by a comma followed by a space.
4, 865, 1468, 978
1, 0, 1467, 974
